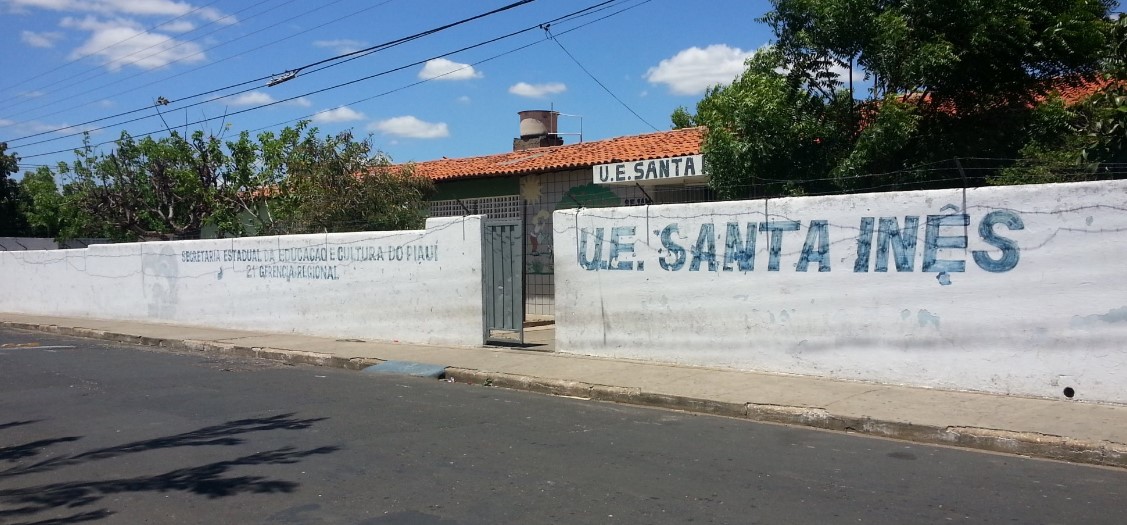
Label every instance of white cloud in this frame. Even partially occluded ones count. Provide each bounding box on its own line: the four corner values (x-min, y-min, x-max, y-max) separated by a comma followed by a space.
645, 44, 755, 95
221, 93, 309, 108
456, 95, 471, 104
508, 82, 566, 98
160, 19, 194, 32
224, 91, 274, 106
418, 58, 482, 81
62, 16, 206, 70
19, 90, 47, 98
0, 118, 92, 136
312, 105, 365, 123
313, 39, 367, 55
370, 116, 449, 139
7, 0, 232, 22
20, 30, 63, 48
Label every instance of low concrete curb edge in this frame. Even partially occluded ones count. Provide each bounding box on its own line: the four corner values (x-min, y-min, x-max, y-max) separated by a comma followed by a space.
443, 368, 1127, 469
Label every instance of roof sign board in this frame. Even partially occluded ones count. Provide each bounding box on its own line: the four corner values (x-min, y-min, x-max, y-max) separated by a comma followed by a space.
593, 154, 707, 186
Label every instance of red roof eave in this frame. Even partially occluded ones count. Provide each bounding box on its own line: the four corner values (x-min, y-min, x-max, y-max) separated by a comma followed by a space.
409, 126, 706, 182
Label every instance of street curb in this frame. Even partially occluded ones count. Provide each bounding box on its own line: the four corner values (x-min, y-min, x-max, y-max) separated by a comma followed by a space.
443, 368, 1127, 469
5, 321, 1125, 469
1, 322, 383, 371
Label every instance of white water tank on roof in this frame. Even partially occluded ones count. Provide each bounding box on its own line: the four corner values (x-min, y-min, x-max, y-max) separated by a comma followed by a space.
518, 110, 559, 138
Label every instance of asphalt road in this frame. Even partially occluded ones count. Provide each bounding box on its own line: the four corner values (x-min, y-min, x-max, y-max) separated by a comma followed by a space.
0, 328, 1124, 525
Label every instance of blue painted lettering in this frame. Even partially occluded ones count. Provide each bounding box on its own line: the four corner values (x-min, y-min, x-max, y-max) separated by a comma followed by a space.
875, 216, 919, 272
973, 210, 1023, 272
608, 226, 636, 271
923, 214, 968, 273
797, 220, 831, 272
722, 222, 756, 272
659, 224, 686, 271
854, 217, 875, 272
578, 228, 608, 270
690, 223, 718, 271
759, 221, 801, 271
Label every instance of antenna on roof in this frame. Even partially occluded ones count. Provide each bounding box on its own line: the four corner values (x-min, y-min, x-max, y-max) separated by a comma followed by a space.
552, 112, 583, 143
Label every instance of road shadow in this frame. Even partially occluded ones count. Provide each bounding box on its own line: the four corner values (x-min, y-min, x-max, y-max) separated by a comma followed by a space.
0, 421, 42, 432
0, 414, 337, 525
1, 413, 325, 479
4, 509, 112, 525
0, 438, 82, 463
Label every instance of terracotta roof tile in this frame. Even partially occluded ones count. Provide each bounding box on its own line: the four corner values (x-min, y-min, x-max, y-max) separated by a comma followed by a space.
409, 127, 705, 181
1051, 76, 1116, 105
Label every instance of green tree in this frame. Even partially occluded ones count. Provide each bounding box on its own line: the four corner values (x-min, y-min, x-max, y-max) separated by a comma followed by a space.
677, 0, 1117, 198
991, 13, 1127, 185
54, 122, 433, 241
253, 122, 434, 234
60, 130, 232, 241
1078, 13, 1127, 164
0, 142, 30, 236
18, 166, 64, 238
675, 48, 850, 198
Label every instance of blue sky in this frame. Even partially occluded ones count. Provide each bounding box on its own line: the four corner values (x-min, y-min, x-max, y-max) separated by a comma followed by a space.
1, 0, 778, 175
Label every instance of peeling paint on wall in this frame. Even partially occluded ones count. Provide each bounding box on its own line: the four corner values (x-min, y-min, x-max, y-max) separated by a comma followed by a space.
1071, 306, 1127, 328
917, 309, 940, 329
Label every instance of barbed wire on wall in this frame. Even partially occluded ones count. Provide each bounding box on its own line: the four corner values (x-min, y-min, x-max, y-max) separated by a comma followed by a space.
532, 157, 1127, 210
9, 157, 1124, 246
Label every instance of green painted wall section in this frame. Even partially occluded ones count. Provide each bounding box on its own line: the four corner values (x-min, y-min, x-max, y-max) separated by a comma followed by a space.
431, 177, 519, 201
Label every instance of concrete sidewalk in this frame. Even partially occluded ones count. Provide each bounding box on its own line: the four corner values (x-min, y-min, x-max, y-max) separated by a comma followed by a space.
2, 312, 1125, 468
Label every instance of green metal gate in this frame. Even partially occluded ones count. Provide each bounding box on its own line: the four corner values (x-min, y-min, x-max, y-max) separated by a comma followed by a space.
482, 219, 524, 344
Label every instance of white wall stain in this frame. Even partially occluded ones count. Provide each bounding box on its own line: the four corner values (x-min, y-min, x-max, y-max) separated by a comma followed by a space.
1071, 306, 1127, 329
917, 309, 940, 329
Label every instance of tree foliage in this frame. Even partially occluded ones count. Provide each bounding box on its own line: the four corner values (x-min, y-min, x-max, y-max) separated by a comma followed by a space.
59, 130, 235, 240
993, 13, 1127, 184
250, 123, 433, 235
676, 0, 1120, 198
12, 122, 433, 242
679, 48, 851, 198
18, 166, 65, 238
1, 142, 30, 236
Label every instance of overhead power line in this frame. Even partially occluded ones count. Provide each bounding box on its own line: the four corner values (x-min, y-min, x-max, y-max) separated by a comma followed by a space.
0, 0, 337, 123
0, 0, 232, 96
4, 0, 542, 148
2, 0, 403, 137
0, 0, 285, 116
251, 0, 647, 133
280, 0, 537, 75
543, 18, 658, 132
16, 0, 637, 161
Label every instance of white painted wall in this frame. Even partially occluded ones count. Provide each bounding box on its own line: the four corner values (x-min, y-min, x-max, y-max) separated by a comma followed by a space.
0, 217, 486, 347
554, 180, 1127, 403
